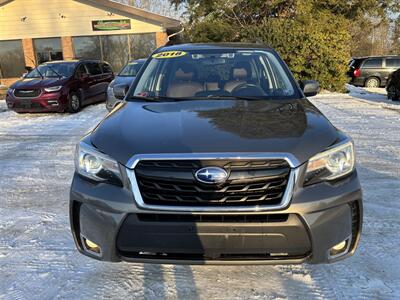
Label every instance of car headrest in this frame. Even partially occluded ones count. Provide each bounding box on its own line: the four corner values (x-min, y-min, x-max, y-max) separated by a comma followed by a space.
175, 68, 194, 81
230, 61, 252, 81
232, 68, 248, 80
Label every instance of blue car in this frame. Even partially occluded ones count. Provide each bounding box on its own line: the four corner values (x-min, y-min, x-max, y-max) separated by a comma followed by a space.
106, 59, 146, 111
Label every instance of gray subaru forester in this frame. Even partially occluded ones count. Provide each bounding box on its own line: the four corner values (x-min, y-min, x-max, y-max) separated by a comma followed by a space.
70, 43, 362, 265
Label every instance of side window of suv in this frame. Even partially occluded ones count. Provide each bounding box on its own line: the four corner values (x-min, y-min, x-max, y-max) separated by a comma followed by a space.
363, 59, 383, 68
75, 64, 88, 78
86, 62, 103, 76
101, 63, 113, 74
386, 59, 400, 68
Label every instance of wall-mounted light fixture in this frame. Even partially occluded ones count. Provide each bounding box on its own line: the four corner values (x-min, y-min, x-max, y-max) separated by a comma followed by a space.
59, 13, 66, 18
20, 16, 27, 22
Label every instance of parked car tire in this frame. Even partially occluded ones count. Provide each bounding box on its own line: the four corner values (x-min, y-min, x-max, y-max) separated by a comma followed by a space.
387, 85, 399, 101
67, 92, 81, 113
365, 77, 380, 88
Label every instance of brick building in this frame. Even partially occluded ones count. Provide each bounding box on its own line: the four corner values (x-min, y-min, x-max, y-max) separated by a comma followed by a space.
0, 0, 180, 86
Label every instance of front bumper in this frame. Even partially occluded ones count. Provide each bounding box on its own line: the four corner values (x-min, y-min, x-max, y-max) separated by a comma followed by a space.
70, 165, 362, 265
6, 91, 67, 113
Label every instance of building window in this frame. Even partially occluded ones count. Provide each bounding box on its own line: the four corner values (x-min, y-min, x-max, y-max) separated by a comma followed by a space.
0, 40, 26, 78
71, 33, 157, 72
34, 38, 63, 64
72, 36, 102, 60
101, 35, 129, 72
129, 33, 156, 60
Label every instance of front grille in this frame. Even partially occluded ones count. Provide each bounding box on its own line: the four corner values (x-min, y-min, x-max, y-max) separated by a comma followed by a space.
135, 159, 290, 207
14, 101, 42, 109
137, 213, 289, 223
14, 89, 41, 98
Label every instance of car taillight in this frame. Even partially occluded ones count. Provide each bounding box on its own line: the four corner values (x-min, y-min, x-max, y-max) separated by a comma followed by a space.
353, 68, 361, 77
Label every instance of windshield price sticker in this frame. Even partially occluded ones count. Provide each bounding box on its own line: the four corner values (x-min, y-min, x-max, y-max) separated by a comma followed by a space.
152, 51, 187, 59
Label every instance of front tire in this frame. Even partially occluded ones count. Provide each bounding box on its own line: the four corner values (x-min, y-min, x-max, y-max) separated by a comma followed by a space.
68, 92, 81, 113
388, 88, 400, 101
387, 85, 399, 101
365, 77, 380, 88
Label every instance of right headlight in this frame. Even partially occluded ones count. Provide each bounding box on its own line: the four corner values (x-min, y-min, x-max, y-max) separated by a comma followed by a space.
304, 140, 355, 185
75, 141, 122, 185
44, 86, 62, 92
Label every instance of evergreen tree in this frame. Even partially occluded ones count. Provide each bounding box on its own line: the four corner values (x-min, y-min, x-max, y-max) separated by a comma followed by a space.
170, 0, 399, 91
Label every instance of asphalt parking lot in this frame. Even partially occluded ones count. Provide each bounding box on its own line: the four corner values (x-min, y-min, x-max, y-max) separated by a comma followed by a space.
0, 89, 399, 299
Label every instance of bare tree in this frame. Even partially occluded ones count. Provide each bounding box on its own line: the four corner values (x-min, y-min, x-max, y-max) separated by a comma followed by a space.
351, 15, 397, 57
116, 0, 184, 19
389, 18, 400, 54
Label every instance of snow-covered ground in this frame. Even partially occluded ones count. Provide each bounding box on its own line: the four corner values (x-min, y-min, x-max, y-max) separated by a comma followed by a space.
0, 89, 399, 299
345, 84, 400, 111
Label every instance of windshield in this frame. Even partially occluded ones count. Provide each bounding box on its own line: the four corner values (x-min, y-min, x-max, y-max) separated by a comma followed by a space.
119, 61, 144, 77
349, 59, 364, 69
130, 49, 300, 101
26, 63, 76, 78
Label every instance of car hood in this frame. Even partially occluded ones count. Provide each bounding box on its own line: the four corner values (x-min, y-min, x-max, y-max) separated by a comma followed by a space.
11, 77, 68, 89
90, 99, 340, 167
110, 76, 136, 88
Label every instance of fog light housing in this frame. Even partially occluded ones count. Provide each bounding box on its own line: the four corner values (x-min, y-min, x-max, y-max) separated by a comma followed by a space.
82, 236, 101, 255
47, 100, 59, 106
329, 236, 351, 259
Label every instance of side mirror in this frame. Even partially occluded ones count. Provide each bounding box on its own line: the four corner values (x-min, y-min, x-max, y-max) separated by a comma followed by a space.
25, 66, 33, 72
113, 84, 129, 100
300, 80, 320, 97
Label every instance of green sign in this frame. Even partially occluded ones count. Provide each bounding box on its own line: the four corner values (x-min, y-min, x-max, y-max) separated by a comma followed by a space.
92, 19, 131, 31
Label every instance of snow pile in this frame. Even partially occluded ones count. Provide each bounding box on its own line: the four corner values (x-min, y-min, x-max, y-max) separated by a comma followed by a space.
345, 84, 400, 110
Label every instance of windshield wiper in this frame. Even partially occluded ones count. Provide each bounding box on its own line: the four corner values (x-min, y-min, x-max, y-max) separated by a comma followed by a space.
195, 95, 267, 101
129, 95, 270, 102
25, 56, 44, 79
36, 68, 44, 79
129, 95, 176, 102
46, 65, 63, 78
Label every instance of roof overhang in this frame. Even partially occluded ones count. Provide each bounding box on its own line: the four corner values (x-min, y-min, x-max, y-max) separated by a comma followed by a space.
0, 0, 13, 5
0, 0, 181, 29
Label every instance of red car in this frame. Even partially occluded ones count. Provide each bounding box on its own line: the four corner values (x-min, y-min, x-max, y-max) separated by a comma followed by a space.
6, 60, 114, 113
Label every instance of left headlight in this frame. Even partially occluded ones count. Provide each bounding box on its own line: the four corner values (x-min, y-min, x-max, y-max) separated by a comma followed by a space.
44, 86, 62, 92
304, 140, 355, 185
75, 141, 122, 185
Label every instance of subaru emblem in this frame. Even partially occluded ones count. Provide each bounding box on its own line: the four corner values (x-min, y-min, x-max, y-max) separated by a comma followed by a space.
195, 167, 228, 184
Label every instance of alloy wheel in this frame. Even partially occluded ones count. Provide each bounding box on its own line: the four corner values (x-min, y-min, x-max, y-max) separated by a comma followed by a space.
365, 78, 379, 88
71, 95, 80, 110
